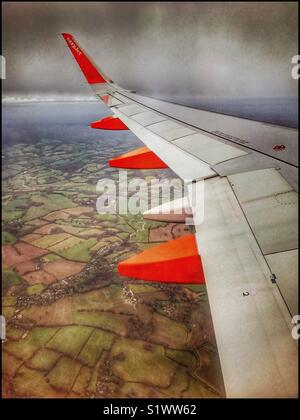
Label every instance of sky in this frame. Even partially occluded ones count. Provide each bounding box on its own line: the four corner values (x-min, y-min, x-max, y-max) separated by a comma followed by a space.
1, 2, 298, 125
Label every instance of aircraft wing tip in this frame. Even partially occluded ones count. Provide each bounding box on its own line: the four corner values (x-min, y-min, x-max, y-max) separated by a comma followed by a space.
61, 32, 73, 38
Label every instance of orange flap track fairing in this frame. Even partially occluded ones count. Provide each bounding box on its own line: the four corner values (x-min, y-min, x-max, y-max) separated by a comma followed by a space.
118, 234, 205, 284
109, 146, 168, 169
90, 116, 129, 130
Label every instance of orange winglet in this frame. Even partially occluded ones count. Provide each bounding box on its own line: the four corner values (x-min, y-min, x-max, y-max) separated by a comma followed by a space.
90, 116, 129, 130
118, 234, 205, 284
109, 146, 168, 169
62, 33, 107, 84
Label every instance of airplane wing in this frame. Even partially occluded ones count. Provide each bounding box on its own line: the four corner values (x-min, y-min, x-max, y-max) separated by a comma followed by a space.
62, 33, 298, 398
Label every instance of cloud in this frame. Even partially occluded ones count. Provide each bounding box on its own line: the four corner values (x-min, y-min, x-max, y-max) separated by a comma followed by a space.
2, 2, 298, 126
